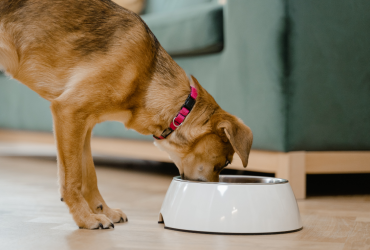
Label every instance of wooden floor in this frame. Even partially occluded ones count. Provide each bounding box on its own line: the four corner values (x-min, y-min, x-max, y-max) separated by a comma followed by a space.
0, 156, 369, 250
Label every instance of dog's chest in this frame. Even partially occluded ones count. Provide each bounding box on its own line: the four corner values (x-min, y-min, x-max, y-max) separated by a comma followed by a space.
98, 110, 132, 125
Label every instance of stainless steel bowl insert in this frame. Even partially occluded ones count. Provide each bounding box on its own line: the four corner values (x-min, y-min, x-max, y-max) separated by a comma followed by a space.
173, 175, 288, 185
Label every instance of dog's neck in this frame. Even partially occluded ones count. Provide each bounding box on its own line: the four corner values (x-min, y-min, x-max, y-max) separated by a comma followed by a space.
148, 70, 193, 139
127, 47, 218, 146
150, 73, 218, 147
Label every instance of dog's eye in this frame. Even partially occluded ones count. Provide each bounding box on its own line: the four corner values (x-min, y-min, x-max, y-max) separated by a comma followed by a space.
224, 160, 230, 167
214, 160, 230, 172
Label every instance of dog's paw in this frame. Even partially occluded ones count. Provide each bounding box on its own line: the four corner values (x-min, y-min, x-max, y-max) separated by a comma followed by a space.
104, 207, 128, 223
85, 199, 127, 223
77, 214, 114, 230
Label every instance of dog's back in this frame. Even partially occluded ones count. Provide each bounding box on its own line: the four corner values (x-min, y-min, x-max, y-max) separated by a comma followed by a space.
0, 0, 162, 100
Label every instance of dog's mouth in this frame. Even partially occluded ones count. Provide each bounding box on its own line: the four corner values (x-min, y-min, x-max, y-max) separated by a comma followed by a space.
180, 173, 207, 182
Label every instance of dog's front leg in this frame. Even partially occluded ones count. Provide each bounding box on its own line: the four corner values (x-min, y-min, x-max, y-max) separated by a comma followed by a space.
51, 101, 113, 229
81, 128, 127, 223
54, 120, 66, 202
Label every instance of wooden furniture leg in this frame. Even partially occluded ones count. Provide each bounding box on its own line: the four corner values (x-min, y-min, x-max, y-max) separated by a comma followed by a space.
276, 151, 306, 199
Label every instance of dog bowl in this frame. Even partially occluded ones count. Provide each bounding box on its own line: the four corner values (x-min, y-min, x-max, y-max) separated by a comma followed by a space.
158, 175, 302, 234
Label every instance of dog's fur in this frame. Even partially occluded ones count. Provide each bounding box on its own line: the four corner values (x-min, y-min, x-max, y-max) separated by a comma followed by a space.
0, 0, 253, 229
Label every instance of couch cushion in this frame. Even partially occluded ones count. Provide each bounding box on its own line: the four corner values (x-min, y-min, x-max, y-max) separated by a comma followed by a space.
141, 2, 223, 56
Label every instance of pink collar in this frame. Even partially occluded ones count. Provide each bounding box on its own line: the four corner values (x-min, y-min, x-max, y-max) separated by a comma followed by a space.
153, 86, 198, 140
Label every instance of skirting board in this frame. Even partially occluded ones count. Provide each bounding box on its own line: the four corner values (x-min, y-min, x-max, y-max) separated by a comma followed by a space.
1, 129, 369, 199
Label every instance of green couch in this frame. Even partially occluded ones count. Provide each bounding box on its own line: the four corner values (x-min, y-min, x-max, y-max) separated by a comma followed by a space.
1, 0, 369, 152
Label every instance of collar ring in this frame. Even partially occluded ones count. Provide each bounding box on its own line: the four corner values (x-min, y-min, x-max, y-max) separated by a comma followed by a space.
172, 117, 182, 128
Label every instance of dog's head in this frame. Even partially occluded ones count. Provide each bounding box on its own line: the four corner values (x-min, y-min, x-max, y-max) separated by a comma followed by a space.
180, 112, 253, 182
155, 78, 253, 182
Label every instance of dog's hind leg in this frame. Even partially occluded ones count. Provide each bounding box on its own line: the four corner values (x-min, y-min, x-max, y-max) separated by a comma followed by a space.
51, 100, 114, 229
81, 128, 127, 223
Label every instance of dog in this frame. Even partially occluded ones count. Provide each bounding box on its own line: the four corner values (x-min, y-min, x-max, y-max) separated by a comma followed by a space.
0, 0, 253, 229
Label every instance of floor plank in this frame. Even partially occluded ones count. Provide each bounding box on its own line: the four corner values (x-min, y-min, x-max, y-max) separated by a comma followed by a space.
343, 221, 370, 250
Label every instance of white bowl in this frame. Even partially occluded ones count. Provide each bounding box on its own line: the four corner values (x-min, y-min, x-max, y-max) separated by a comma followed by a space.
159, 175, 303, 234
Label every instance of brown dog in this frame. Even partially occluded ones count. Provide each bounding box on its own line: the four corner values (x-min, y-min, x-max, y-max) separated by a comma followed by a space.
0, 0, 253, 229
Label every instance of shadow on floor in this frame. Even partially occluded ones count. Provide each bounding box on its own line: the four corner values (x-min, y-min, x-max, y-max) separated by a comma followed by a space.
14, 156, 370, 197
94, 158, 370, 196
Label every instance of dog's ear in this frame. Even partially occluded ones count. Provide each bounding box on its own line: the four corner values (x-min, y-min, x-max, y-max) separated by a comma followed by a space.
212, 113, 253, 168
